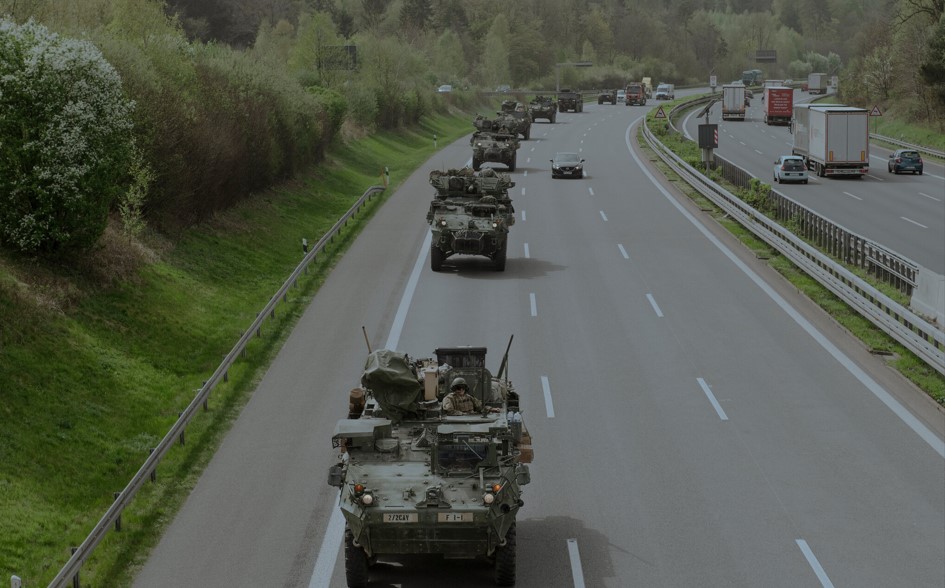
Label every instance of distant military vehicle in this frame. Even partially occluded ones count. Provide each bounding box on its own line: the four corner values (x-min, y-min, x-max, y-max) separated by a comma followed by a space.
470, 128, 519, 173
597, 89, 617, 104
426, 168, 516, 271
557, 88, 583, 112
494, 100, 532, 139
327, 342, 533, 587
528, 95, 557, 123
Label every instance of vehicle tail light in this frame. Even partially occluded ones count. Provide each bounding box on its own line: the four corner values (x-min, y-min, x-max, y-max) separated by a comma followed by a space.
895, 158, 902, 163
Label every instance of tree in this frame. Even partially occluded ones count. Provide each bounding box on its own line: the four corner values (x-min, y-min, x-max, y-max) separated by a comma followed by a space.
0, 18, 135, 253
479, 15, 511, 88
919, 15, 945, 107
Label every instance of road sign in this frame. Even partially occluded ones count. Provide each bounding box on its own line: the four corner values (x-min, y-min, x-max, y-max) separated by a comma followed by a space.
870, 105, 882, 117
654, 106, 666, 119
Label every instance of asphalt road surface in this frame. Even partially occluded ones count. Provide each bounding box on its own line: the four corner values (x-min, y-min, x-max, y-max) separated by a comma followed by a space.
134, 100, 945, 588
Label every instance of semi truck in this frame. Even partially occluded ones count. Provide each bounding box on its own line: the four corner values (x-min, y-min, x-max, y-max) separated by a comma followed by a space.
721, 84, 746, 120
791, 104, 869, 177
625, 82, 647, 105
763, 86, 793, 125
807, 73, 827, 94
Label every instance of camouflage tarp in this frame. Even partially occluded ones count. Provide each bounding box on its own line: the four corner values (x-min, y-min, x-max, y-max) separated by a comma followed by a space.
361, 350, 421, 422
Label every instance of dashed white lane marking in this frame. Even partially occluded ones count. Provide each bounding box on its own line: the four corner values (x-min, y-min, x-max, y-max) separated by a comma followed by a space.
754, 149, 763, 154
523, 243, 530, 258
527, 157, 531, 163
541, 376, 555, 418
901, 216, 928, 228
618, 244, 630, 259
796, 539, 835, 588
521, 210, 526, 222
842, 191, 862, 201
697, 377, 728, 421
524, 170, 528, 177
522, 187, 526, 196
588, 187, 595, 196
919, 192, 942, 202
599, 210, 608, 221
529, 292, 537, 316
646, 293, 663, 317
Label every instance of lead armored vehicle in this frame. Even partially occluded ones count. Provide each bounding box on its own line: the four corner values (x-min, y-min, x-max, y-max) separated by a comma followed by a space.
528, 95, 557, 123
328, 343, 533, 587
426, 168, 516, 271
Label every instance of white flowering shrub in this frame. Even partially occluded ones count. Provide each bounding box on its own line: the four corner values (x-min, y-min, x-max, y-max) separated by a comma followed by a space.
0, 18, 134, 252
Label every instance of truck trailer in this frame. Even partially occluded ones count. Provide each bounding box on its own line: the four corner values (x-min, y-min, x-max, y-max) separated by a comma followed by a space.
763, 86, 793, 125
791, 104, 869, 177
721, 84, 746, 120
807, 73, 828, 94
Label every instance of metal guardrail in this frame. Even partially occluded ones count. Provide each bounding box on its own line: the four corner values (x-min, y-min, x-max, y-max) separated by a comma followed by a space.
869, 133, 945, 159
643, 113, 945, 376
41, 183, 386, 588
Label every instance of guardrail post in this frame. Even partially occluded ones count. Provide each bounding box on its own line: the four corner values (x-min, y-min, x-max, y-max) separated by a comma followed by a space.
113, 492, 122, 531
178, 413, 185, 445
70, 547, 80, 588
12, 575, 22, 588
149, 448, 157, 482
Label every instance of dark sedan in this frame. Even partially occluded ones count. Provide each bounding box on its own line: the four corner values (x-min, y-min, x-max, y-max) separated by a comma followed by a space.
888, 149, 923, 175
551, 152, 585, 179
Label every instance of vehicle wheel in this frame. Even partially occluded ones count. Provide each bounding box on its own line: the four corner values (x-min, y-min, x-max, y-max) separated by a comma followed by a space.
774, 174, 779, 183
598, 99, 603, 105
803, 179, 808, 184
524, 126, 530, 140
494, 523, 517, 586
493, 241, 507, 271
550, 113, 556, 123
918, 170, 923, 175
430, 244, 445, 272
508, 153, 516, 172
345, 528, 369, 588
887, 165, 892, 173
473, 155, 481, 171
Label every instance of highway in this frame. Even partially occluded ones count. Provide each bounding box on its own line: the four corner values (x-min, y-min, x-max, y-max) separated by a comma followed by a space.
134, 100, 945, 588
680, 90, 945, 273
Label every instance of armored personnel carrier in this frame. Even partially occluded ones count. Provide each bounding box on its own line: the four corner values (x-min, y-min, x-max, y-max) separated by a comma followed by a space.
493, 100, 532, 139
327, 343, 533, 587
557, 88, 583, 112
426, 168, 516, 271
528, 95, 557, 123
470, 129, 519, 173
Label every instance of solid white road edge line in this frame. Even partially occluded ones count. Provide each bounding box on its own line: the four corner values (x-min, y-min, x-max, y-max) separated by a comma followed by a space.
796, 539, 835, 588
309, 230, 432, 587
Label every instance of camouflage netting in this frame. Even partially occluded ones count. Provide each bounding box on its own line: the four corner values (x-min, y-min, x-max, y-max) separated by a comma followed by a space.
361, 350, 422, 422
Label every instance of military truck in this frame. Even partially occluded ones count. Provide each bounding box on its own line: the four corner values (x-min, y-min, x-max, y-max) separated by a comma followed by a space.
470, 129, 519, 173
426, 168, 516, 271
494, 100, 532, 140
597, 89, 616, 105
327, 343, 533, 587
528, 95, 557, 123
557, 88, 583, 112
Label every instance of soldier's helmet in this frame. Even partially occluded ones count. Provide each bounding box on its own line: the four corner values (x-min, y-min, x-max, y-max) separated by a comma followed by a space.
450, 377, 468, 390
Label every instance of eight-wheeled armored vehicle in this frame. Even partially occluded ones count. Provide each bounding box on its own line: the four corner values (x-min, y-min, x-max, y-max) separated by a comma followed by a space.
328, 344, 533, 587
470, 129, 519, 172
426, 168, 516, 271
494, 101, 532, 140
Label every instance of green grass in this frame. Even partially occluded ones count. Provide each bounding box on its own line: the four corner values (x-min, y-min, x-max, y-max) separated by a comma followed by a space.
640, 110, 945, 406
0, 109, 477, 586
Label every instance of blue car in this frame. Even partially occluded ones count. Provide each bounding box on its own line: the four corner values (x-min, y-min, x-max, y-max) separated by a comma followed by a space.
888, 149, 923, 175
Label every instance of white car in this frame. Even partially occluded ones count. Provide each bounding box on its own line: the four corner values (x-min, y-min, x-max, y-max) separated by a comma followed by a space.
437, 84, 453, 93
616, 90, 626, 103
773, 155, 809, 184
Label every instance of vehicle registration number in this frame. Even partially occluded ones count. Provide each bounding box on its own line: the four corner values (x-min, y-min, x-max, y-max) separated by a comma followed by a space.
437, 512, 473, 523
383, 513, 418, 523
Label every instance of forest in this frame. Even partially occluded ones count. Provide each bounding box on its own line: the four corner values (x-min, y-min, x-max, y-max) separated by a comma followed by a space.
1, 0, 943, 252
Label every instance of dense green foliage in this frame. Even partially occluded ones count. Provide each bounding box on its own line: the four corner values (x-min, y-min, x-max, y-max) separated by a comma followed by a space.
0, 18, 134, 252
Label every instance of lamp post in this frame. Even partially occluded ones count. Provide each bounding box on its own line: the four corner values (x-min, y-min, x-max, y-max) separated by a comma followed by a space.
555, 61, 593, 93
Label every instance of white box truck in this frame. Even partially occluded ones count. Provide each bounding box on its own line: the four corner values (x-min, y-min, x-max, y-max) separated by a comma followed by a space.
791, 104, 869, 177
807, 73, 827, 94
722, 84, 746, 120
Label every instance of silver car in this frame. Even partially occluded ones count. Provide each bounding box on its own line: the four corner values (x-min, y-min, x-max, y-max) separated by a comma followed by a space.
773, 155, 808, 184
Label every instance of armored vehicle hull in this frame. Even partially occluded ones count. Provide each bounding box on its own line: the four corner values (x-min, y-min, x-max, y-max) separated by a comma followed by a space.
528, 96, 557, 123
557, 88, 583, 112
471, 131, 519, 173
328, 346, 532, 587
426, 168, 516, 272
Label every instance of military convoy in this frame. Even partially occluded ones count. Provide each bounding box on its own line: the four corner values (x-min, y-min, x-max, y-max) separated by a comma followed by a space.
426, 168, 516, 271
493, 100, 532, 140
528, 95, 557, 123
328, 343, 533, 587
556, 88, 583, 112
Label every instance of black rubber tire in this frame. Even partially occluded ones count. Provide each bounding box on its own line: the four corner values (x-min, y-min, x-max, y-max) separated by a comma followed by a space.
494, 523, 517, 586
550, 113, 556, 123
598, 98, 603, 104
473, 155, 481, 171
774, 175, 779, 183
508, 153, 516, 172
345, 528, 369, 588
493, 241, 507, 271
803, 179, 808, 184
430, 244, 445, 272
524, 126, 530, 140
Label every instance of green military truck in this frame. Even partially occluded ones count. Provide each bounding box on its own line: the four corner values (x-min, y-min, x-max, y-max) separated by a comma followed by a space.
556, 88, 583, 112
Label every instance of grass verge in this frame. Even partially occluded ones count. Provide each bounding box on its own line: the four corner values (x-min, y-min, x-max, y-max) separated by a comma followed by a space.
0, 108, 476, 586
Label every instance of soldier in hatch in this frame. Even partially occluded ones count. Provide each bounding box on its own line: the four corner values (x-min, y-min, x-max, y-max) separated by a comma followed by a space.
443, 377, 499, 415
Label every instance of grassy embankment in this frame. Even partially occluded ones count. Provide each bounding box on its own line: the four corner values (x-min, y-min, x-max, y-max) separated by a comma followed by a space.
0, 107, 476, 586
641, 99, 945, 406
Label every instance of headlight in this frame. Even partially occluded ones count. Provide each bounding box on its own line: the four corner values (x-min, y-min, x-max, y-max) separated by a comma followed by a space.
360, 492, 374, 505
439, 219, 447, 226
483, 492, 495, 505
492, 222, 498, 228
552, 164, 560, 169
